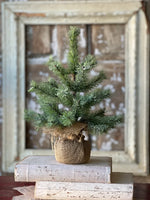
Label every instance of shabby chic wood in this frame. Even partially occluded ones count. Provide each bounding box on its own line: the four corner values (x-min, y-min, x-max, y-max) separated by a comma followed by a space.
2, 0, 149, 174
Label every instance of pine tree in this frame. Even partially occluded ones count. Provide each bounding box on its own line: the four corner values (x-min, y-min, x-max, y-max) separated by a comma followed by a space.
25, 26, 122, 137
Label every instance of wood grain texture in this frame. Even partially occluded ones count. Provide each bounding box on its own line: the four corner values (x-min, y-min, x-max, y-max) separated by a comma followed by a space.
15, 155, 112, 183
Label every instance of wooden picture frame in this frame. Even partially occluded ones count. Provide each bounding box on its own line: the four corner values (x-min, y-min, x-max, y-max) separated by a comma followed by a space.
2, 0, 149, 174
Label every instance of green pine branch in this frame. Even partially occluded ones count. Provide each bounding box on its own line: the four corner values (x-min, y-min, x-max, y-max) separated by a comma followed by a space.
47, 56, 70, 83
25, 110, 47, 128
56, 84, 73, 107
75, 55, 97, 83
88, 115, 123, 134
25, 26, 122, 135
69, 71, 107, 92
80, 109, 106, 123
59, 110, 76, 126
28, 80, 58, 99
67, 26, 80, 73
82, 54, 97, 72
79, 88, 111, 109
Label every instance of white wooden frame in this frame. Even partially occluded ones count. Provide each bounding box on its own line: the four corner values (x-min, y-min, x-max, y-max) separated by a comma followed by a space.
2, 1, 149, 174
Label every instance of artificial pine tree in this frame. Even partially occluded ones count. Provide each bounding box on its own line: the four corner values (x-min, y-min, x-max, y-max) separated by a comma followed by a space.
25, 26, 122, 163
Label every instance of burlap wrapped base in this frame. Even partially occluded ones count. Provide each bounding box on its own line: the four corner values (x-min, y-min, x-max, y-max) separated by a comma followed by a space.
43, 123, 87, 140
54, 139, 91, 164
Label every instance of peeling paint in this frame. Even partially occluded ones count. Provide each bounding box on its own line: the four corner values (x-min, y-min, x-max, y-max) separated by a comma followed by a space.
99, 60, 123, 64
27, 56, 50, 65
121, 86, 125, 93
111, 73, 117, 81
121, 34, 125, 48
39, 71, 49, 77
104, 84, 115, 93
29, 129, 38, 136
62, 49, 68, 64
117, 73, 122, 82
28, 99, 40, 112
94, 48, 102, 56
118, 103, 126, 113
15, 12, 46, 17
79, 28, 86, 48
111, 73, 122, 82
116, 110, 123, 116
101, 137, 119, 151
98, 40, 104, 44
39, 133, 47, 146
97, 34, 103, 39
52, 27, 58, 58
111, 103, 116, 110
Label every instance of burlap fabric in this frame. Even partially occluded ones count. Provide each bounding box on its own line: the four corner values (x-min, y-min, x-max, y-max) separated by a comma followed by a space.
43, 122, 91, 164
43, 122, 87, 140
54, 138, 91, 164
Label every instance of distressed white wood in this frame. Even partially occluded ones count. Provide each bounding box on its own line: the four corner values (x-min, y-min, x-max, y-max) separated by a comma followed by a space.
136, 10, 149, 173
3, 1, 142, 24
125, 13, 137, 161
2, 0, 149, 175
125, 8, 149, 173
34, 173, 133, 200
15, 156, 112, 183
18, 18, 26, 162
2, 3, 18, 172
